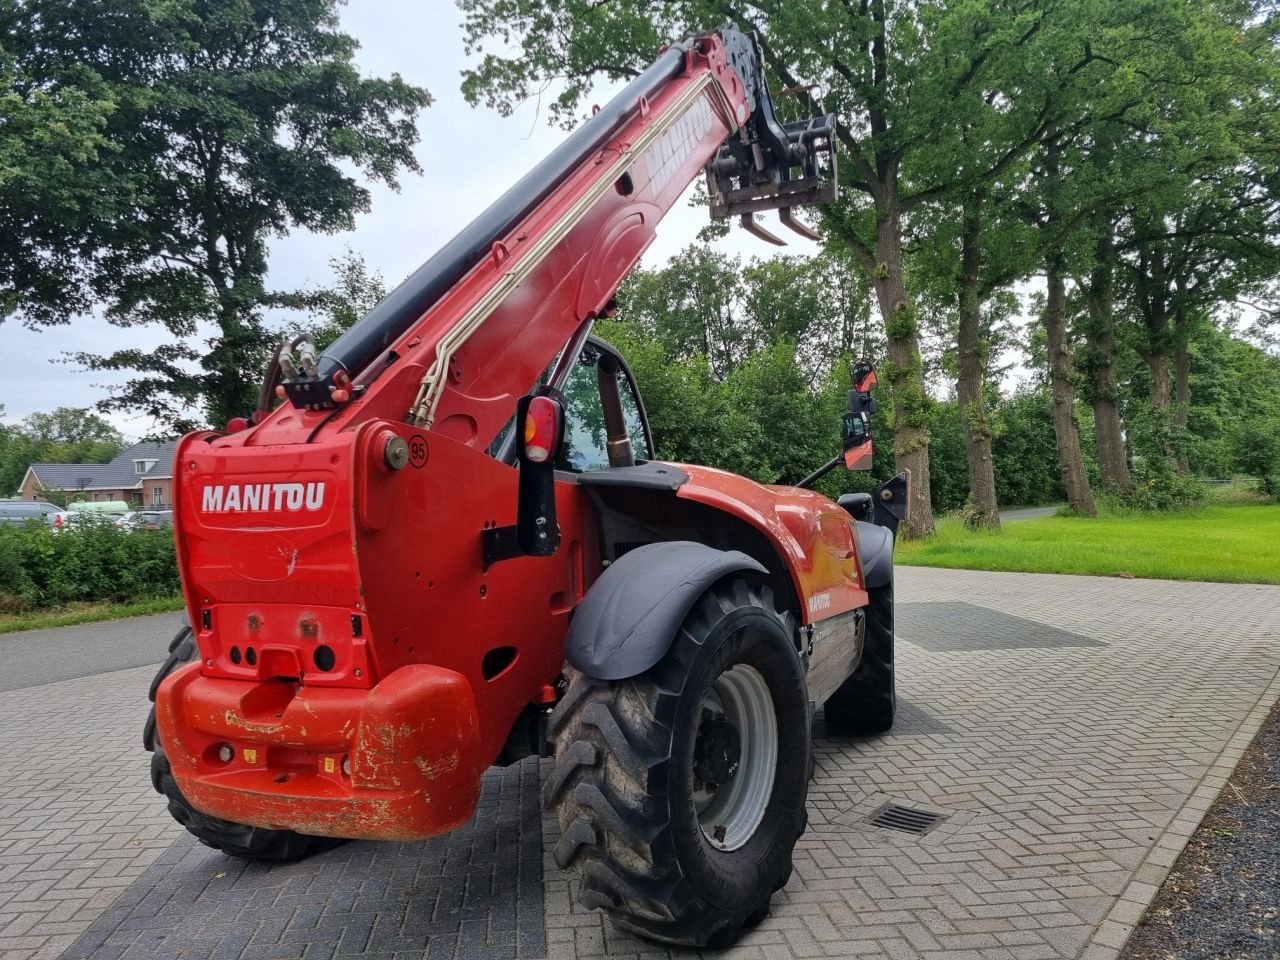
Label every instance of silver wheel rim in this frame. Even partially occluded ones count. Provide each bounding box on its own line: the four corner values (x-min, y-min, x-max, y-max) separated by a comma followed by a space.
693, 663, 777, 851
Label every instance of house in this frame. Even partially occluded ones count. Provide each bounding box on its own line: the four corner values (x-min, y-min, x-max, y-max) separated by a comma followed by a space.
19, 440, 179, 508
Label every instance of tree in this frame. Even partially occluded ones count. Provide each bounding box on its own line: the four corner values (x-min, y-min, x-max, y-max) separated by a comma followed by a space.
991, 387, 1069, 508
621, 247, 879, 384
0, 406, 123, 496
621, 247, 745, 377
464, 1, 1059, 536
457, 0, 1280, 524
1005, 0, 1272, 511
3, 1, 431, 430
1064, 0, 1280, 480
910, 182, 1034, 528
21, 407, 121, 447
809, 1, 1072, 537
1184, 323, 1280, 483
742, 251, 878, 384
458, 0, 1246, 536
1117, 177, 1280, 472
612, 250, 897, 492
0, 32, 115, 322
1036, 133, 1097, 515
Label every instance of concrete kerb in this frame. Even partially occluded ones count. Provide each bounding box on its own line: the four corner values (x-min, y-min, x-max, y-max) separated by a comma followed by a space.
1081, 661, 1280, 960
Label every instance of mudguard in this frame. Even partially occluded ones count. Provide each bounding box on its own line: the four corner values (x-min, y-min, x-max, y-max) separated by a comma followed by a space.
564, 540, 767, 680
855, 520, 894, 590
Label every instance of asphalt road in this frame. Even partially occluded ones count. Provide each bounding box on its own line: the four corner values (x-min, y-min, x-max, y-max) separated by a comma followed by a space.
0, 611, 182, 691
1000, 505, 1059, 522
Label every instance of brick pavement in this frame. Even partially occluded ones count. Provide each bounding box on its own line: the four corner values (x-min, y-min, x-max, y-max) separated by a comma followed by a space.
61, 762, 546, 960
1, 567, 1276, 960
541, 570, 1280, 960
0, 666, 185, 960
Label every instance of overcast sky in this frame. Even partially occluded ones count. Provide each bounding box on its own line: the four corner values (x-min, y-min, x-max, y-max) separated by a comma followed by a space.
0, 1, 817, 440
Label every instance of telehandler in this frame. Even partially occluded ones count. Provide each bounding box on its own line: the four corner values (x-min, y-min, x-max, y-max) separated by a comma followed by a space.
145, 25, 907, 947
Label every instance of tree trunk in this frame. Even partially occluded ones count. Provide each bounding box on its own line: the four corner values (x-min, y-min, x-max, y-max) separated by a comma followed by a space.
1144, 342, 1179, 469
1083, 237, 1132, 493
1147, 350, 1172, 409
1173, 305, 1191, 474
1093, 393, 1130, 492
1045, 253, 1097, 516
870, 191, 934, 539
1139, 285, 1179, 469
956, 192, 1000, 528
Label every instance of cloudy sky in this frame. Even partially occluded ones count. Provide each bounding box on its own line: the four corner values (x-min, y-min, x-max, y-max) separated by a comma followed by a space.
0, 1, 816, 439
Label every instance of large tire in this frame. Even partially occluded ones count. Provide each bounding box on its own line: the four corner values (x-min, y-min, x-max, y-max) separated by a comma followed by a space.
545, 580, 810, 948
823, 583, 895, 733
143, 625, 343, 861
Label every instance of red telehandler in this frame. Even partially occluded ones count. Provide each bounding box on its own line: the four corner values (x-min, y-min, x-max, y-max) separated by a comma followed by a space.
143, 25, 908, 948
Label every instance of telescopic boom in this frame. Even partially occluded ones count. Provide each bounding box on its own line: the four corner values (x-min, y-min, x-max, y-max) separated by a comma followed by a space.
268, 25, 835, 446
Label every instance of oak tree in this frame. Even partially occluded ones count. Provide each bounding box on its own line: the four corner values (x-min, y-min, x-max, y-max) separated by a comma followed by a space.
3, 0, 431, 430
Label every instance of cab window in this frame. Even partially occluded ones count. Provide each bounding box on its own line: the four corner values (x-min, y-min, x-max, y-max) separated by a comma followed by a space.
555, 343, 651, 472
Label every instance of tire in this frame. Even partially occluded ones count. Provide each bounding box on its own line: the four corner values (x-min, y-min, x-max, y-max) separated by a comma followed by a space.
143, 625, 343, 861
545, 580, 810, 948
823, 583, 895, 734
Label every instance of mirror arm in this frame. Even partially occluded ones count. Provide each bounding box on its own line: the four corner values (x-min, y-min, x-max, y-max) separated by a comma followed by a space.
796, 454, 844, 489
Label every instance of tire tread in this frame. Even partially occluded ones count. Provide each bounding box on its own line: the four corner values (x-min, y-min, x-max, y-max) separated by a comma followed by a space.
545, 582, 807, 947
144, 625, 343, 862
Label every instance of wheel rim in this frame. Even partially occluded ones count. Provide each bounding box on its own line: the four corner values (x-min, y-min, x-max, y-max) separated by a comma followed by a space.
692, 662, 777, 851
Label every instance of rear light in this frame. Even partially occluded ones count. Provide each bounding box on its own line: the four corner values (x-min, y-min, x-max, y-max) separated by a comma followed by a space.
522, 395, 562, 464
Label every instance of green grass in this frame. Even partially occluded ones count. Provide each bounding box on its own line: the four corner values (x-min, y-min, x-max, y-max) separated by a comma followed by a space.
0, 596, 184, 635
897, 503, 1280, 584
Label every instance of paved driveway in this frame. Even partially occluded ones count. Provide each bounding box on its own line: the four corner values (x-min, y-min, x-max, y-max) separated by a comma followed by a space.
2, 569, 1278, 960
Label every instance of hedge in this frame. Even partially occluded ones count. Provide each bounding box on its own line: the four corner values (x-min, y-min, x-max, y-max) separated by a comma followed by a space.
0, 520, 180, 614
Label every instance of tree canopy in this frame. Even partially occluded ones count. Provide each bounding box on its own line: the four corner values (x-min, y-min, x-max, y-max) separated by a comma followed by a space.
457, 0, 1280, 525
1, 0, 431, 430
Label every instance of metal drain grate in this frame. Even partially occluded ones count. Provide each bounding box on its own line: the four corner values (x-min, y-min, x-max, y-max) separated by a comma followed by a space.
866, 802, 946, 835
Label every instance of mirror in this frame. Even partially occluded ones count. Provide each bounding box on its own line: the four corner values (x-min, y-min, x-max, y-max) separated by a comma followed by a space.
843, 359, 878, 471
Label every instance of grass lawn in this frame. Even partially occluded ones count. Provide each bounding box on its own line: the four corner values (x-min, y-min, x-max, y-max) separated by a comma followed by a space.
0, 596, 184, 635
897, 503, 1280, 585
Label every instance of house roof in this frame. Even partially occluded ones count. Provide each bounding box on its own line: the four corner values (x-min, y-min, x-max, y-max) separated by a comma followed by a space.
27, 440, 179, 492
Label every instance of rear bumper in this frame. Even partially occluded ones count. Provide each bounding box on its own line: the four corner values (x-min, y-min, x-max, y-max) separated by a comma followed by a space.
155, 662, 483, 841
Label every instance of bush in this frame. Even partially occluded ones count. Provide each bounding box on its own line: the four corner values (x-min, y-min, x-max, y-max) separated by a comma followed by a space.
1100, 465, 1207, 513
0, 520, 180, 613
1235, 418, 1280, 499
991, 388, 1070, 507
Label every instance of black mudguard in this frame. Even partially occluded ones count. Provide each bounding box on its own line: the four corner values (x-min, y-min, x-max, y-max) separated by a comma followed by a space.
855, 521, 894, 590
841, 472, 905, 590
565, 541, 766, 681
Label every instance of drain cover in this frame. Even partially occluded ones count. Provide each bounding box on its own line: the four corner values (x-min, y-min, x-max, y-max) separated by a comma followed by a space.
866, 802, 945, 835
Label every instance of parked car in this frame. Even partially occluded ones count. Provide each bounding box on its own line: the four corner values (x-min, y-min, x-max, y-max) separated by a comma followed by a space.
66, 500, 132, 517
117, 511, 173, 531
137, 510, 174, 530
0, 500, 63, 526
50, 510, 119, 531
